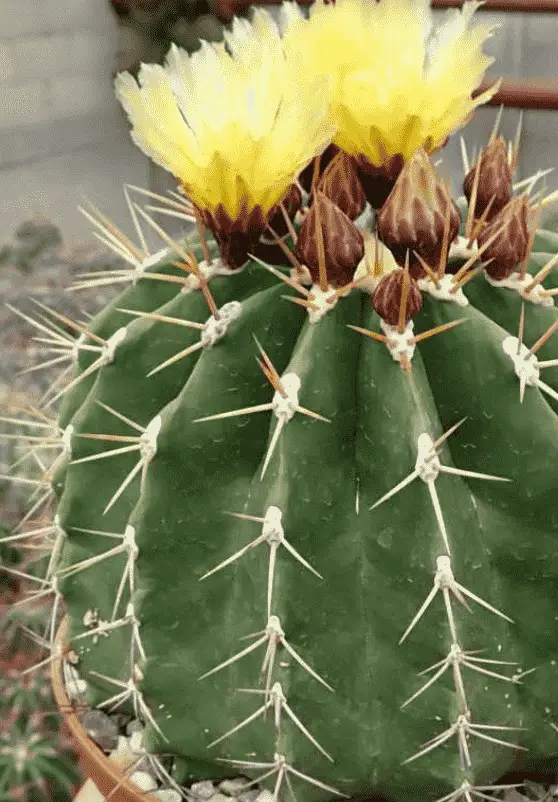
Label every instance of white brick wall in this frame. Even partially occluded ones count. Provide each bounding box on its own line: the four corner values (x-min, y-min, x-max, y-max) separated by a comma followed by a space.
0, 0, 120, 167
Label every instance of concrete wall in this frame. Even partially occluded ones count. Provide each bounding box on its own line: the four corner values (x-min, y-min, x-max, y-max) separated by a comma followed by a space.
0, 0, 149, 243
0, 0, 122, 168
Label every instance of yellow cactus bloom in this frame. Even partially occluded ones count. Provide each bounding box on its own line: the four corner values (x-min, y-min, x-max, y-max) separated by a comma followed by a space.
281, 0, 498, 167
115, 9, 334, 221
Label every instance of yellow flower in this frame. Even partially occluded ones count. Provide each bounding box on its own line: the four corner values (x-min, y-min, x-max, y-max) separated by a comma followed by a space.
114, 9, 334, 222
281, 0, 498, 167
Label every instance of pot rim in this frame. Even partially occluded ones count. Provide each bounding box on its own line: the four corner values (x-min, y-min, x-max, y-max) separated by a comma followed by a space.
51, 616, 162, 802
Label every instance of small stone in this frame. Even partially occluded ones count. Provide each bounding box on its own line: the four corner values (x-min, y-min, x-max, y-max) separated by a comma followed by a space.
208, 795, 233, 802
110, 734, 150, 772
152, 790, 182, 802
129, 730, 144, 753
111, 712, 134, 733
78, 710, 119, 752
130, 770, 158, 792
238, 790, 260, 802
256, 792, 276, 802
126, 719, 144, 736
219, 778, 251, 795
64, 669, 88, 700
190, 780, 217, 800
115, 735, 130, 753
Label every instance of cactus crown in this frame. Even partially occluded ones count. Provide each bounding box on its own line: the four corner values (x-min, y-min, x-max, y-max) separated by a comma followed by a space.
4, 2, 558, 802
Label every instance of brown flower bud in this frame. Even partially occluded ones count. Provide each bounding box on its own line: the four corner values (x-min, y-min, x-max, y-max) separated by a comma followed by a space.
463, 136, 512, 222
199, 200, 267, 270
265, 183, 303, 240
355, 152, 405, 210
311, 150, 366, 221
296, 191, 364, 287
375, 150, 461, 279
372, 268, 422, 328
298, 144, 340, 194
477, 194, 530, 281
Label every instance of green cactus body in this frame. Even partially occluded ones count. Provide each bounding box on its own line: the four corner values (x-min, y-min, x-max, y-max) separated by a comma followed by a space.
45, 218, 558, 800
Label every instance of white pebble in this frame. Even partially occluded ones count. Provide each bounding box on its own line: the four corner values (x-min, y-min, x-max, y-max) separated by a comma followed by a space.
67, 677, 88, 700
130, 771, 158, 792
219, 778, 250, 795
256, 792, 277, 802
129, 730, 144, 753
208, 795, 233, 802
238, 791, 260, 802
152, 790, 181, 802
113, 736, 129, 753
126, 719, 144, 736
190, 781, 217, 799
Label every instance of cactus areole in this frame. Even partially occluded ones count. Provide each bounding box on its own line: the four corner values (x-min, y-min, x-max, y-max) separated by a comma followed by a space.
6, 1, 558, 801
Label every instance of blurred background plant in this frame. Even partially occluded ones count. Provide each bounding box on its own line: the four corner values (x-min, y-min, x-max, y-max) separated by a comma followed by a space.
0, 219, 123, 802
109, 0, 238, 75
0, 500, 82, 802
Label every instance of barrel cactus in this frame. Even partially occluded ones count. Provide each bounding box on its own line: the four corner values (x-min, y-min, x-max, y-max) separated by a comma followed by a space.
4, 1, 558, 801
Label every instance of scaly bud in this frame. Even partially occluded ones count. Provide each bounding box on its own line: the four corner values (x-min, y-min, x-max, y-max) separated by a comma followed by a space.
463, 136, 512, 222
298, 144, 340, 194
375, 150, 461, 279
355, 152, 405, 210
266, 183, 303, 240
312, 151, 366, 221
296, 191, 364, 287
372, 267, 423, 328
199, 201, 267, 270
477, 194, 530, 280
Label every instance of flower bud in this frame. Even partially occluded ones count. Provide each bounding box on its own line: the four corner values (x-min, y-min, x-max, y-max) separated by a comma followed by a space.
463, 136, 512, 222
355, 152, 405, 210
265, 183, 303, 240
296, 191, 364, 287
477, 194, 530, 280
372, 268, 422, 328
375, 150, 461, 279
199, 201, 267, 270
312, 150, 366, 221
298, 144, 340, 194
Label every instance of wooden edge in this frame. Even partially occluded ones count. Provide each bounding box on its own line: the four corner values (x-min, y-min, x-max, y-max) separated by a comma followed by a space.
51, 617, 162, 802
432, 0, 558, 11
478, 78, 558, 110
211, 0, 558, 21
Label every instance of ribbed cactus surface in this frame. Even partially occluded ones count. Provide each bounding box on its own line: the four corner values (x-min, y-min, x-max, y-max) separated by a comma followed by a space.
48, 206, 558, 801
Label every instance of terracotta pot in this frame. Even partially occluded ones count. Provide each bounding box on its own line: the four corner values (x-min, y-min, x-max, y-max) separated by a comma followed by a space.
51, 617, 160, 802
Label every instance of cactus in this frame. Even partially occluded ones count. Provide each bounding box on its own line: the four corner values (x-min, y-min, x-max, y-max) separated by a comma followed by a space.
4, 1, 558, 801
